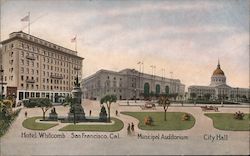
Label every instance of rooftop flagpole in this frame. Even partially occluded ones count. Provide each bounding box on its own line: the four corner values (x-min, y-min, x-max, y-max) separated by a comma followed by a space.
20, 12, 30, 34
28, 12, 30, 34
71, 35, 77, 51
75, 35, 77, 52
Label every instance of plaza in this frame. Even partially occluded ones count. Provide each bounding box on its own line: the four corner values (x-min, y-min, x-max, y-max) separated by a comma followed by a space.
0, 100, 249, 155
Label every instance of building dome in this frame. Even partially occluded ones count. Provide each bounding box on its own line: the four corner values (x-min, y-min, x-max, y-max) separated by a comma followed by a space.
210, 60, 226, 87
212, 61, 224, 76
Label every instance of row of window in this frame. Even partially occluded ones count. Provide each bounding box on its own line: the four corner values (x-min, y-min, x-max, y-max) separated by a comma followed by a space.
20, 51, 81, 68
18, 42, 81, 65
20, 83, 71, 91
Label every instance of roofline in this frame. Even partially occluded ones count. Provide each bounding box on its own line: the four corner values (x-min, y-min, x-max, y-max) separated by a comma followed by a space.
1, 31, 84, 60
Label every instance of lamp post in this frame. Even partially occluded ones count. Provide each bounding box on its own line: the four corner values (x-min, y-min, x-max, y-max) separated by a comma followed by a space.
137, 62, 142, 101
236, 87, 239, 103
0, 65, 4, 100
134, 88, 137, 103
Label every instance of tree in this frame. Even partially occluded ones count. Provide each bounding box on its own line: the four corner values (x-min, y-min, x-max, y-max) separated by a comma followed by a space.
158, 96, 171, 121
100, 95, 117, 122
38, 98, 52, 120
29, 98, 52, 120
62, 95, 74, 108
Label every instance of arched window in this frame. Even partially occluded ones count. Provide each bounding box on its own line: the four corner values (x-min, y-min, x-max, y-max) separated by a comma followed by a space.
165, 86, 169, 95
156, 84, 160, 95
144, 83, 150, 96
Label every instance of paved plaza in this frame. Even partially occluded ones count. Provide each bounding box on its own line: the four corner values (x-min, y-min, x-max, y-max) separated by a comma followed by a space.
0, 100, 249, 155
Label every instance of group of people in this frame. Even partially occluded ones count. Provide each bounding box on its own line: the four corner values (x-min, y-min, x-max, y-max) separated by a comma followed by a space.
127, 122, 135, 135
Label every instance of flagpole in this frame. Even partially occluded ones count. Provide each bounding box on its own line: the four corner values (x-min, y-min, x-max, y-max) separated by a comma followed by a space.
28, 12, 30, 34
75, 35, 77, 52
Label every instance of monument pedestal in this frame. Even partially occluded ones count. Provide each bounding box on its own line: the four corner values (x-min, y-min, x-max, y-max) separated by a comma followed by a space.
67, 83, 85, 122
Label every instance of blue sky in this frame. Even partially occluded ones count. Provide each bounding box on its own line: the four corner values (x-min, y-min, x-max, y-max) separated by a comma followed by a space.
1, 0, 249, 89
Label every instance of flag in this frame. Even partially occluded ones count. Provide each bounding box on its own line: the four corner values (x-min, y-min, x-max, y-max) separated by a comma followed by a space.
21, 15, 29, 22
71, 36, 76, 43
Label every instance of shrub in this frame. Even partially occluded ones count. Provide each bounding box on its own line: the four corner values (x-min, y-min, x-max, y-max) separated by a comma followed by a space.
234, 111, 244, 120
3, 100, 13, 108
144, 116, 153, 126
0, 108, 21, 137
182, 113, 190, 121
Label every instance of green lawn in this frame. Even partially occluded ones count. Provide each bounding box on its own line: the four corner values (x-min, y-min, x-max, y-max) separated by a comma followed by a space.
121, 112, 195, 130
205, 113, 250, 131
59, 118, 124, 132
22, 117, 58, 130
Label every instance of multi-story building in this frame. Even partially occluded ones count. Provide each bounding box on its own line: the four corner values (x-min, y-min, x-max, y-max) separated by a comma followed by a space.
0, 31, 83, 103
188, 61, 249, 101
0, 48, 7, 99
82, 68, 185, 100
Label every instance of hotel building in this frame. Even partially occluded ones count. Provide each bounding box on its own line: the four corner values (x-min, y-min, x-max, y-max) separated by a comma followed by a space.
0, 31, 83, 103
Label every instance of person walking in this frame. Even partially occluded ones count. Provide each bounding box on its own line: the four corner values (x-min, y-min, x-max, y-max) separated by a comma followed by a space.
127, 123, 131, 135
89, 110, 92, 116
115, 110, 118, 116
25, 111, 27, 118
131, 122, 134, 132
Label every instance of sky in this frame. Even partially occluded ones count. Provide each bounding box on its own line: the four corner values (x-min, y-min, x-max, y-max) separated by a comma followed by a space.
0, 0, 249, 89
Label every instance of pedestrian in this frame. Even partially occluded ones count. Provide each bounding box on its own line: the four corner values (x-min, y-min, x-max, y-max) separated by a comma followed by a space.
115, 110, 118, 116
25, 111, 27, 118
131, 122, 134, 132
89, 110, 92, 116
127, 123, 131, 135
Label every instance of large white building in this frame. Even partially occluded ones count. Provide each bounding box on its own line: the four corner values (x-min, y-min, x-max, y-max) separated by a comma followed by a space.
188, 61, 249, 102
0, 31, 83, 103
82, 68, 185, 100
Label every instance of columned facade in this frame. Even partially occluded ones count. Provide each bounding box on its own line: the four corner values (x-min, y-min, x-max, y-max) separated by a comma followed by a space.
82, 69, 185, 100
188, 61, 249, 101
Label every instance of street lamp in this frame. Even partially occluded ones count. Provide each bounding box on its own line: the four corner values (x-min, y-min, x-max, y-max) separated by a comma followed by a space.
0, 65, 4, 100
134, 88, 137, 103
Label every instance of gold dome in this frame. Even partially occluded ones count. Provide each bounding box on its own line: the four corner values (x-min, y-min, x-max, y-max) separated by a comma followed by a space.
212, 61, 225, 76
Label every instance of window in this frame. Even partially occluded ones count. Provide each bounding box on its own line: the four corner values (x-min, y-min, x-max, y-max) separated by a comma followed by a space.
21, 67, 24, 73
26, 60, 29, 66
26, 68, 29, 74
21, 59, 24, 65
21, 75, 24, 81
32, 61, 34, 67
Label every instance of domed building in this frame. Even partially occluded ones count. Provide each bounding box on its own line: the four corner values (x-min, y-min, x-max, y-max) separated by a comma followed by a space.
188, 60, 249, 102
210, 60, 226, 87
